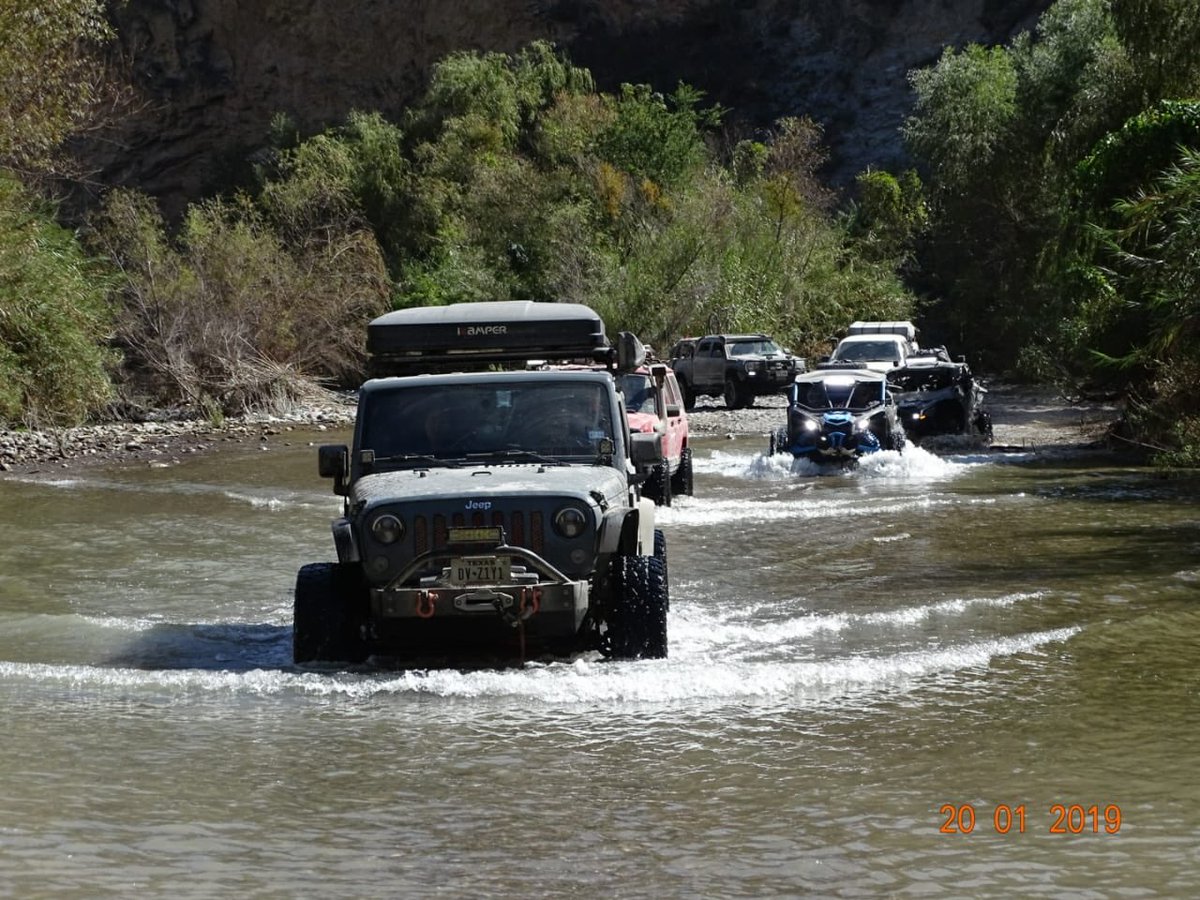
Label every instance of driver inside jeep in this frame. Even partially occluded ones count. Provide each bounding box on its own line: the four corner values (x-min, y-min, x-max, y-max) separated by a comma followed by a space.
510, 385, 613, 455
423, 405, 466, 453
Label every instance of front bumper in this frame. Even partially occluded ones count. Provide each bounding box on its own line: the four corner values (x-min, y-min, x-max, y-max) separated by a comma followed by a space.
366, 543, 592, 651
899, 397, 968, 438
787, 429, 883, 460
744, 367, 800, 393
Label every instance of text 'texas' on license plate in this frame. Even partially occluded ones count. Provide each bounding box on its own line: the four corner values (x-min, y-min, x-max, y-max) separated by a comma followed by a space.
450, 556, 511, 585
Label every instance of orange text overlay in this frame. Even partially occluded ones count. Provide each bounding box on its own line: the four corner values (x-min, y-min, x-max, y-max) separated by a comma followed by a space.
939, 803, 1122, 835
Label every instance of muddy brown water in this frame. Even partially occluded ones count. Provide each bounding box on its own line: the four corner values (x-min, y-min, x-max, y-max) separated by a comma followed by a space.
2, 403, 1198, 896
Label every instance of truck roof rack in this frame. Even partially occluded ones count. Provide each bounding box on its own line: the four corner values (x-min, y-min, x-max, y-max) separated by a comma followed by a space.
367, 300, 645, 376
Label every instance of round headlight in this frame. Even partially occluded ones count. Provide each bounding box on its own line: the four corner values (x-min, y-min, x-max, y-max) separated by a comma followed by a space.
370, 513, 405, 544
554, 506, 588, 538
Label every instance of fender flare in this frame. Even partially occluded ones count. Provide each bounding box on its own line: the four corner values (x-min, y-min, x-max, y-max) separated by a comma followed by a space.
598, 507, 641, 556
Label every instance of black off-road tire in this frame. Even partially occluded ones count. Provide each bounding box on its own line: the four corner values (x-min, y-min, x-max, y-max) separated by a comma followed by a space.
678, 377, 696, 412
604, 554, 669, 660
769, 427, 788, 456
653, 528, 669, 605
642, 462, 672, 506
670, 447, 694, 496
293, 562, 369, 664
974, 410, 994, 444
723, 378, 743, 410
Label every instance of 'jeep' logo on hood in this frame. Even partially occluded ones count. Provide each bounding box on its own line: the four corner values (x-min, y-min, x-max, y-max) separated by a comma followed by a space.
459, 325, 507, 336
465, 500, 492, 510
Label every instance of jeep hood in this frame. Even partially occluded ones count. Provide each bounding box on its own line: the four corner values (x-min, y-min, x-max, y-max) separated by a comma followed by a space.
351, 464, 628, 508
626, 411, 662, 433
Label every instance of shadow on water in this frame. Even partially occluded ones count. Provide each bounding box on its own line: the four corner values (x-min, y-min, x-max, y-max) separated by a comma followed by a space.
100, 622, 585, 674
101, 622, 293, 672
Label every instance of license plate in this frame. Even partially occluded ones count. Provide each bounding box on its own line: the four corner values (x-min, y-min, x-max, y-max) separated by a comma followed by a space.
449, 556, 511, 585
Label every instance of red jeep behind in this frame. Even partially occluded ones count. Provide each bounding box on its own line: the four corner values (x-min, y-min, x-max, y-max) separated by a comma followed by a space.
618, 363, 692, 506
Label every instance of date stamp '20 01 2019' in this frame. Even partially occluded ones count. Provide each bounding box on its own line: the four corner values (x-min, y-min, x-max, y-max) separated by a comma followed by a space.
940, 803, 1123, 835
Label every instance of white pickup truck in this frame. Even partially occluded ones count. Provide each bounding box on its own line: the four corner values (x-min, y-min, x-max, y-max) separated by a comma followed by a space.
829, 321, 919, 372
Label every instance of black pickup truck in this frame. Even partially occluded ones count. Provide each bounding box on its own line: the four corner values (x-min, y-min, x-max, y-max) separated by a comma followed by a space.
669, 333, 805, 409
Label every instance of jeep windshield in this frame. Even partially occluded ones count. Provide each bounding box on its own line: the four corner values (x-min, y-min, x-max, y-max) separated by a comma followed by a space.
832, 340, 902, 364
617, 373, 657, 414
728, 339, 783, 357
359, 380, 617, 466
792, 376, 885, 411
890, 367, 957, 393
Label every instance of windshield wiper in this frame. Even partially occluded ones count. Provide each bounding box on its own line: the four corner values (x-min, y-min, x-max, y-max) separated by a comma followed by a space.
368, 453, 461, 469
465, 450, 566, 466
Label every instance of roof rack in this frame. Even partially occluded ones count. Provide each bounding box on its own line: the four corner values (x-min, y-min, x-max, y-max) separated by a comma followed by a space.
367, 300, 642, 377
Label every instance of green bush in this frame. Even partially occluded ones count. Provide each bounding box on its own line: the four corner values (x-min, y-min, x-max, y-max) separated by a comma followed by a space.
0, 173, 116, 426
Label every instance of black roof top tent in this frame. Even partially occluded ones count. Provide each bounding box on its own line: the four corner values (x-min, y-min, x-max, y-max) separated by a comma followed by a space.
366, 300, 642, 377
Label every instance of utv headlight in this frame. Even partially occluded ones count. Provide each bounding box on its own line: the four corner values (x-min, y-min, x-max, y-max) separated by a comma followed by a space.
554, 506, 588, 538
801, 417, 820, 432
370, 513, 405, 544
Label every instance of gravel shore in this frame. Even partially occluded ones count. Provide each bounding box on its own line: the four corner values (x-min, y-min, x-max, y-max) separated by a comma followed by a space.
0, 391, 357, 476
0, 380, 1119, 478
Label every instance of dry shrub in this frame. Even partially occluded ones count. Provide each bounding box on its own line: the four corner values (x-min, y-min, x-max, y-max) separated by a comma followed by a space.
90, 190, 389, 416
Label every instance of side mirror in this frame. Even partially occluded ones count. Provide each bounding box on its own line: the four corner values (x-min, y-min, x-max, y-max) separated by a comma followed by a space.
616, 331, 647, 372
318, 444, 349, 496
665, 403, 682, 418
629, 431, 664, 469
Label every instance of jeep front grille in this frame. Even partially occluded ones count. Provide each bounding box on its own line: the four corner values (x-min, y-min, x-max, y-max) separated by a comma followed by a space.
412, 511, 545, 555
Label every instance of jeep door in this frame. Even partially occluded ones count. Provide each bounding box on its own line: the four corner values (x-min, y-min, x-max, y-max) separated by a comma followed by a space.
695, 338, 725, 392
661, 372, 688, 465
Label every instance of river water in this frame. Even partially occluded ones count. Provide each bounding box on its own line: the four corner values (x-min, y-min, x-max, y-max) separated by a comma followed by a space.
1, 426, 1198, 897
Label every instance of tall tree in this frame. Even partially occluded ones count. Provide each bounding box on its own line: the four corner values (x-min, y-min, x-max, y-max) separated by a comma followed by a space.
1110, 0, 1200, 102
0, 0, 118, 177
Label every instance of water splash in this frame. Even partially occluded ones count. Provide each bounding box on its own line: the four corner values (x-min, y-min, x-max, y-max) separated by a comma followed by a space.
699, 444, 971, 482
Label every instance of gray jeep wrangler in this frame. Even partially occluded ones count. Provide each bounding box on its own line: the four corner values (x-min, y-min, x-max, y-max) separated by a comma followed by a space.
294, 301, 669, 665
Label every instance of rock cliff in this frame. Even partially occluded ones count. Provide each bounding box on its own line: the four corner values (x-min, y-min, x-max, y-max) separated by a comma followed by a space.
87, 0, 1050, 216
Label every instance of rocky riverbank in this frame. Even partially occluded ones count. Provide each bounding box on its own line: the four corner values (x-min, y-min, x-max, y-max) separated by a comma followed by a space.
0, 380, 1119, 478
0, 391, 357, 476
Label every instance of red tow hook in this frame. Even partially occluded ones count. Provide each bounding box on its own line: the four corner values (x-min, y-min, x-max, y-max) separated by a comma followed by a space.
416, 590, 438, 619
517, 587, 541, 622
